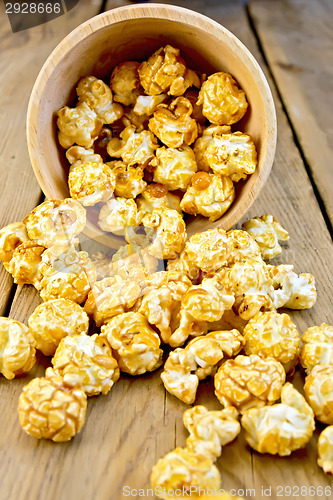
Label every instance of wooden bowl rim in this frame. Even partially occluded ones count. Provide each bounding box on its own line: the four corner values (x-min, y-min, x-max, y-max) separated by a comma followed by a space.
27, 2, 276, 248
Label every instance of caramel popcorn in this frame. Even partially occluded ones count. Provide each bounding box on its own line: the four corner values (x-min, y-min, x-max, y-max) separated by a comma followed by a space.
183, 405, 241, 460
139, 278, 190, 343
184, 89, 206, 125
241, 382, 315, 456
28, 298, 89, 356
100, 312, 163, 375
197, 72, 248, 125
108, 160, 147, 198
107, 125, 158, 166
8, 241, 45, 286
65, 145, 103, 165
214, 354, 286, 413
185, 228, 230, 274
151, 448, 221, 500
110, 61, 141, 106
242, 215, 289, 260
110, 243, 158, 282
84, 276, 141, 327
166, 248, 201, 284
138, 45, 199, 97
304, 364, 333, 424
136, 184, 181, 214
151, 146, 197, 191
193, 125, 231, 171
148, 97, 198, 148
269, 264, 317, 309
98, 197, 139, 236
133, 94, 167, 116
180, 172, 235, 221
52, 333, 119, 396
37, 245, 93, 304
317, 426, 333, 475
57, 102, 103, 149
300, 323, 333, 373
77, 76, 123, 124
68, 159, 116, 206
225, 229, 262, 266
0, 317, 36, 379
18, 367, 87, 442
141, 208, 186, 260
0, 222, 29, 265
243, 311, 300, 373
202, 130, 257, 182
24, 199, 86, 247
162, 330, 244, 404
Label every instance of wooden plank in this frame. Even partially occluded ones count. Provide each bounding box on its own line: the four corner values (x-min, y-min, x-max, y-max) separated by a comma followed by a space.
249, 0, 333, 225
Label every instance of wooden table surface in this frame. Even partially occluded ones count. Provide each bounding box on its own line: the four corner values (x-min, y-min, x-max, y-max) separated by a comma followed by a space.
0, 0, 333, 499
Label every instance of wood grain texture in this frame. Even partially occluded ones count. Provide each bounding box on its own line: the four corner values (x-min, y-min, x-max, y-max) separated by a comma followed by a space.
249, 0, 333, 224
0, 0, 333, 499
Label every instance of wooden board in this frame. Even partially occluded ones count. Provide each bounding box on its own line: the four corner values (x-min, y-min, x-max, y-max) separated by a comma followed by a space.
249, 0, 333, 225
0, 0, 333, 499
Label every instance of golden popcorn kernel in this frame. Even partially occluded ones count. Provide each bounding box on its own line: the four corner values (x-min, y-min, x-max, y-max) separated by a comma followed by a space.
304, 364, 333, 424
242, 215, 289, 260
77, 75, 123, 124
151, 447, 221, 500
318, 425, 333, 475
300, 323, 333, 373
108, 161, 147, 199
52, 334, 119, 396
151, 146, 198, 191
215, 354, 285, 413
110, 61, 141, 106
142, 208, 186, 260
68, 160, 116, 206
98, 197, 139, 236
269, 264, 317, 310
100, 312, 163, 376
28, 298, 89, 357
107, 125, 158, 166
0, 317, 36, 380
18, 367, 87, 442
243, 311, 300, 373
241, 383, 315, 456
57, 102, 103, 149
0, 222, 30, 264
8, 241, 45, 286
197, 72, 248, 125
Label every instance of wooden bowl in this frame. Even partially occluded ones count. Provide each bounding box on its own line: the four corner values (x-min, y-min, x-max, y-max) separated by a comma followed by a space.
27, 3, 276, 249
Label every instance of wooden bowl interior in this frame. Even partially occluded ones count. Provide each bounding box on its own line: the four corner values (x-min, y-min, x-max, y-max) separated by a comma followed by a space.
28, 6, 275, 249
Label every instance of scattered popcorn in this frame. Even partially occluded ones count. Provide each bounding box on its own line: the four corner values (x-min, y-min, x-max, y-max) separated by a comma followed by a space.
241, 382, 315, 456
84, 276, 140, 327
98, 197, 139, 237
77, 76, 123, 124
138, 45, 199, 97
269, 264, 317, 309
317, 425, 333, 475
185, 228, 231, 273
24, 198, 86, 248
0, 317, 36, 379
110, 243, 159, 282
107, 125, 158, 166
214, 354, 286, 413
7, 241, 45, 286
151, 146, 197, 191
57, 102, 103, 149
141, 208, 186, 260
304, 364, 333, 424
183, 405, 241, 460
180, 172, 235, 221
197, 72, 248, 125
100, 312, 163, 375
166, 248, 201, 284
68, 159, 116, 206
242, 215, 289, 260
110, 61, 141, 106
243, 311, 300, 373
28, 298, 89, 356
151, 448, 221, 500
136, 184, 181, 214
18, 367, 87, 442
37, 245, 93, 304
202, 130, 257, 182
300, 323, 333, 373
0, 222, 30, 265
133, 94, 167, 116
108, 160, 147, 198
52, 333, 119, 396
193, 125, 231, 171
148, 97, 198, 148
161, 330, 244, 404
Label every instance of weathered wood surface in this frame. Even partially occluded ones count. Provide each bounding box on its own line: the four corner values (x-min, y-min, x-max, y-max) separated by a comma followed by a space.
0, 0, 333, 499
249, 0, 333, 225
